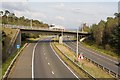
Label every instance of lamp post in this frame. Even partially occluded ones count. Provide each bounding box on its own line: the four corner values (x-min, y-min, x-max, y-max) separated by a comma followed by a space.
61, 29, 63, 44
76, 28, 78, 57
31, 19, 32, 29
62, 29, 63, 38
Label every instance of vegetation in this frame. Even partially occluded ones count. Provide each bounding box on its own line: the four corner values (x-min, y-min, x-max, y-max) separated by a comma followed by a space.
0, 10, 49, 28
1, 9, 49, 62
81, 13, 120, 56
51, 42, 90, 78
2, 27, 18, 62
2, 43, 25, 76
2, 31, 6, 46
52, 42, 112, 78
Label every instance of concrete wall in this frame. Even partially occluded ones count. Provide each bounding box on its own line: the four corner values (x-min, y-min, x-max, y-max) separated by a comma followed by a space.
59, 35, 63, 44
8, 30, 21, 54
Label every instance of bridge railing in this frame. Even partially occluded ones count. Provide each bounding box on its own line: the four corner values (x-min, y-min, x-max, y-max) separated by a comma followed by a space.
2, 24, 89, 34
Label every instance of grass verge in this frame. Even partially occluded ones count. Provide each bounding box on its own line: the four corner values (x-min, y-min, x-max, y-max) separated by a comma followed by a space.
81, 42, 120, 60
51, 42, 90, 78
53, 42, 113, 78
2, 43, 25, 76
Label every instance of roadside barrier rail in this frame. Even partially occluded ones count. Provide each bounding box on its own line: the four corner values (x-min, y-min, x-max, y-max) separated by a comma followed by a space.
64, 43, 120, 79
52, 43, 96, 79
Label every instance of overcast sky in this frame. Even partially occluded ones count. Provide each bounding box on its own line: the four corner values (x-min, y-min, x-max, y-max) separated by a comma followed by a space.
1, 1, 118, 29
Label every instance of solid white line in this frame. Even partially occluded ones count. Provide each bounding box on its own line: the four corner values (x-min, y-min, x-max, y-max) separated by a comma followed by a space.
26, 43, 30, 48
67, 43, 118, 67
3, 43, 28, 79
50, 43, 80, 80
52, 71, 54, 74
71, 42, 118, 64
32, 41, 39, 80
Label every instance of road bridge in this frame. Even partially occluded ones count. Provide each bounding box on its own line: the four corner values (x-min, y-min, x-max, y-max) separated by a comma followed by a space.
5, 26, 90, 55
20, 28, 90, 44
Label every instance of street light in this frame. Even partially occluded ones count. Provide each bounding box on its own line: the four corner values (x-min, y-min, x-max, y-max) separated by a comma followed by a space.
76, 28, 78, 57
61, 29, 63, 44
62, 29, 63, 38
31, 19, 32, 29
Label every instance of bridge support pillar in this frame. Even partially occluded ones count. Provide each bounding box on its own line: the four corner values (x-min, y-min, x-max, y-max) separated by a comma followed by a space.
18, 31, 21, 47
59, 35, 63, 44
56, 35, 59, 40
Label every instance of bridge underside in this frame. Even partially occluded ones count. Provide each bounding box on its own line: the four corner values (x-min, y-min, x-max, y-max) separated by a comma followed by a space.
7, 29, 90, 55
20, 29, 89, 44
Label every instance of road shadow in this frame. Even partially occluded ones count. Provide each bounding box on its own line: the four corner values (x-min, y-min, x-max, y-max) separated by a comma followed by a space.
63, 40, 76, 42
22, 40, 76, 43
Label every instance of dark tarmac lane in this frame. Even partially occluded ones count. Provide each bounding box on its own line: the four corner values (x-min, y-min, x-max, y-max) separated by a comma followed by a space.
65, 41, 120, 76
34, 39, 77, 78
8, 38, 78, 79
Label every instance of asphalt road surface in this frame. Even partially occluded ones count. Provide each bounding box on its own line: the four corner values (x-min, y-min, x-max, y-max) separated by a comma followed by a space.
8, 43, 35, 78
34, 38, 77, 78
8, 38, 78, 79
64, 41, 120, 76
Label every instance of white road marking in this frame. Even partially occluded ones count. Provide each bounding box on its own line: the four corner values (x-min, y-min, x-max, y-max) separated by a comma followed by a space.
45, 57, 47, 60
50, 43, 80, 80
32, 41, 39, 80
48, 63, 50, 65
71, 42, 118, 64
26, 44, 30, 48
66, 43, 117, 67
52, 71, 54, 74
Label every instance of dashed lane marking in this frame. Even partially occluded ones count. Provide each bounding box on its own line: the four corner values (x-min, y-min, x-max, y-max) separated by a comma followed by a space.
48, 63, 50, 65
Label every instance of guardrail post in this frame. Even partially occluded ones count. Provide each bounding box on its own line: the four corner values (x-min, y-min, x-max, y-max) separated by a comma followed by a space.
108, 70, 110, 74
115, 74, 118, 78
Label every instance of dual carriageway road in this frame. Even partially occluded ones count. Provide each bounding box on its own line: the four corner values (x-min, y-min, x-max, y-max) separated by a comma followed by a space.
8, 37, 120, 79
64, 41, 120, 77
8, 38, 78, 79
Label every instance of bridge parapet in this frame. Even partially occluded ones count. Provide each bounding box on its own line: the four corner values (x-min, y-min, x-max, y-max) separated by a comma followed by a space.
3, 24, 90, 35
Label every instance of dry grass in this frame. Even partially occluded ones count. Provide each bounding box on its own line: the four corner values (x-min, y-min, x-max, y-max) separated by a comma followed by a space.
54, 43, 113, 78
2, 27, 18, 61
52, 42, 90, 78
2, 27, 18, 50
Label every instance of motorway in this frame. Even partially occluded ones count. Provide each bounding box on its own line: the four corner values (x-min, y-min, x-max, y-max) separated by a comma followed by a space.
8, 43, 34, 78
64, 41, 120, 76
8, 38, 78, 79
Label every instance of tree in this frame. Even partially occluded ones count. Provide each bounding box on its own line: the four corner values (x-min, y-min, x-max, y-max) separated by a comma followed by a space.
0, 11, 3, 16
2, 31, 6, 46
1, 10, 49, 28
82, 23, 90, 32
4, 10, 10, 24
114, 13, 120, 18
10, 13, 15, 22
4, 10, 10, 16
98, 20, 106, 45
111, 25, 120, 53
